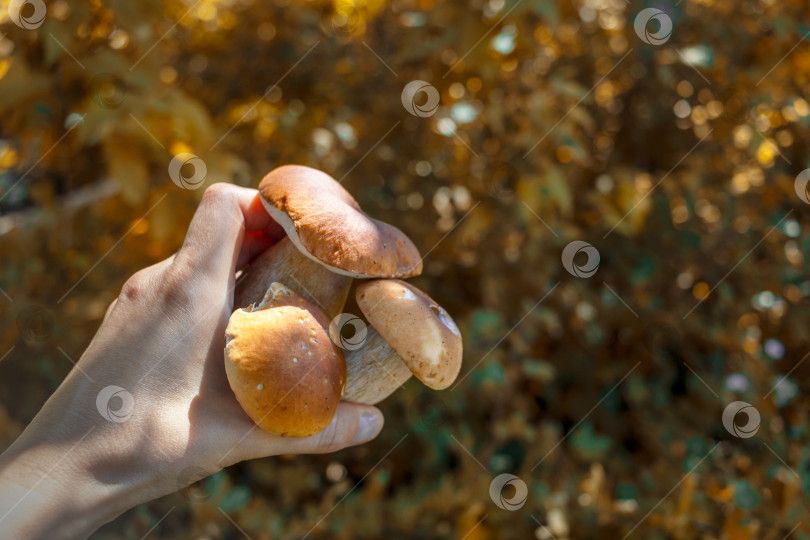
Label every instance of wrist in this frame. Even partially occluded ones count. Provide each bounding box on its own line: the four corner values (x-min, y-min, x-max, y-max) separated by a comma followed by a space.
0, 429, 146, 539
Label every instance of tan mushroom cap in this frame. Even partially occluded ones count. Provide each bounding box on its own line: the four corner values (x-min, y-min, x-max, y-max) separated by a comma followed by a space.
259, 165, 423, 279
224, 283, 346, 437
356, 279, 462, 390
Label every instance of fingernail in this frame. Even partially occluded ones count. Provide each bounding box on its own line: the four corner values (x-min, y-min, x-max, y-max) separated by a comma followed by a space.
354, 410, 383, 443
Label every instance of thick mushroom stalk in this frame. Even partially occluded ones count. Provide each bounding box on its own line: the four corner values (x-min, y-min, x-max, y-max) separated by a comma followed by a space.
343, 329, 413, 404
233, 165, 423, 317
341, 279, 463, 405
235, 239, 350, 318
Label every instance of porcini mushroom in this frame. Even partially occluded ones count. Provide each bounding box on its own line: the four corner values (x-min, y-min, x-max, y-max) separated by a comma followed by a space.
234, 166, 423, 316
224, 282, 346, 437
341, 279, 463, 404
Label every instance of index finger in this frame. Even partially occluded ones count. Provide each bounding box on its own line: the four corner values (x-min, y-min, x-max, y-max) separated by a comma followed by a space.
177, 183, 285, 284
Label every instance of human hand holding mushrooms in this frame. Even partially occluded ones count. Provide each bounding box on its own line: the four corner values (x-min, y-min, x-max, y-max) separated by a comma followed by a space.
226, 165, 463, 437
0, 166, 462, 539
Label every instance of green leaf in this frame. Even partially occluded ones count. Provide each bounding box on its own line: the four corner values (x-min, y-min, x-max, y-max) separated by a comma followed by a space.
220, 485, 251, 513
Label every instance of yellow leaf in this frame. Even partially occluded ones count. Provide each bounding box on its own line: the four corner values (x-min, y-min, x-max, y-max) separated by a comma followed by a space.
103, 138, 149, 206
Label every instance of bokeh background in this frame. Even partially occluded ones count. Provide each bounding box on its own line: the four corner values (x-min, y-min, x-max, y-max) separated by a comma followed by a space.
2, 0, 810, 537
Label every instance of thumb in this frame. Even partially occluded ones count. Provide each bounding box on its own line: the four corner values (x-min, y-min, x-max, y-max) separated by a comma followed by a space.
304, 403, 385, 454
237, 403, 384, 460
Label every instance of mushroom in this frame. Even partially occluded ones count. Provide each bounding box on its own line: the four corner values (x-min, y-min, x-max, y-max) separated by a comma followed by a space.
234, 165, 423, 317
341, 279, 463, 405
224, 282, 346, 437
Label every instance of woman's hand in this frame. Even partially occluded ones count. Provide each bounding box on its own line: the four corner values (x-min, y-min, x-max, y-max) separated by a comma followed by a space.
0, 183, 385, 539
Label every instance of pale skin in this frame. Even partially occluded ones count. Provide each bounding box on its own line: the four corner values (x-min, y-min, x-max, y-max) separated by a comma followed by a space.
0, 183, 385, 539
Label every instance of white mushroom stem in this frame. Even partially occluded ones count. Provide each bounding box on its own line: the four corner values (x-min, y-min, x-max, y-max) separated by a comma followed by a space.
342, 328, 412, 405
234, 238, 351, 318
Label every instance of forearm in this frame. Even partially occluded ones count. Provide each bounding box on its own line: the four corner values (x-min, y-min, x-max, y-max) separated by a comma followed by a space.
0, 422, 158, 540
0, 443, 107, 538
0, 398, 163, 540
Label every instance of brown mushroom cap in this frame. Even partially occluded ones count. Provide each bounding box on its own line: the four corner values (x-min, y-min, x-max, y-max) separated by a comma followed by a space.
355, 279, 462, 390
224, 283, 346, 437
259, 165, 423, 278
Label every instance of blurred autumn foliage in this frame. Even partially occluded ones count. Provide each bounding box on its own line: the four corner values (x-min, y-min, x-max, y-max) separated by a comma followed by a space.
3, 0, 810, 537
